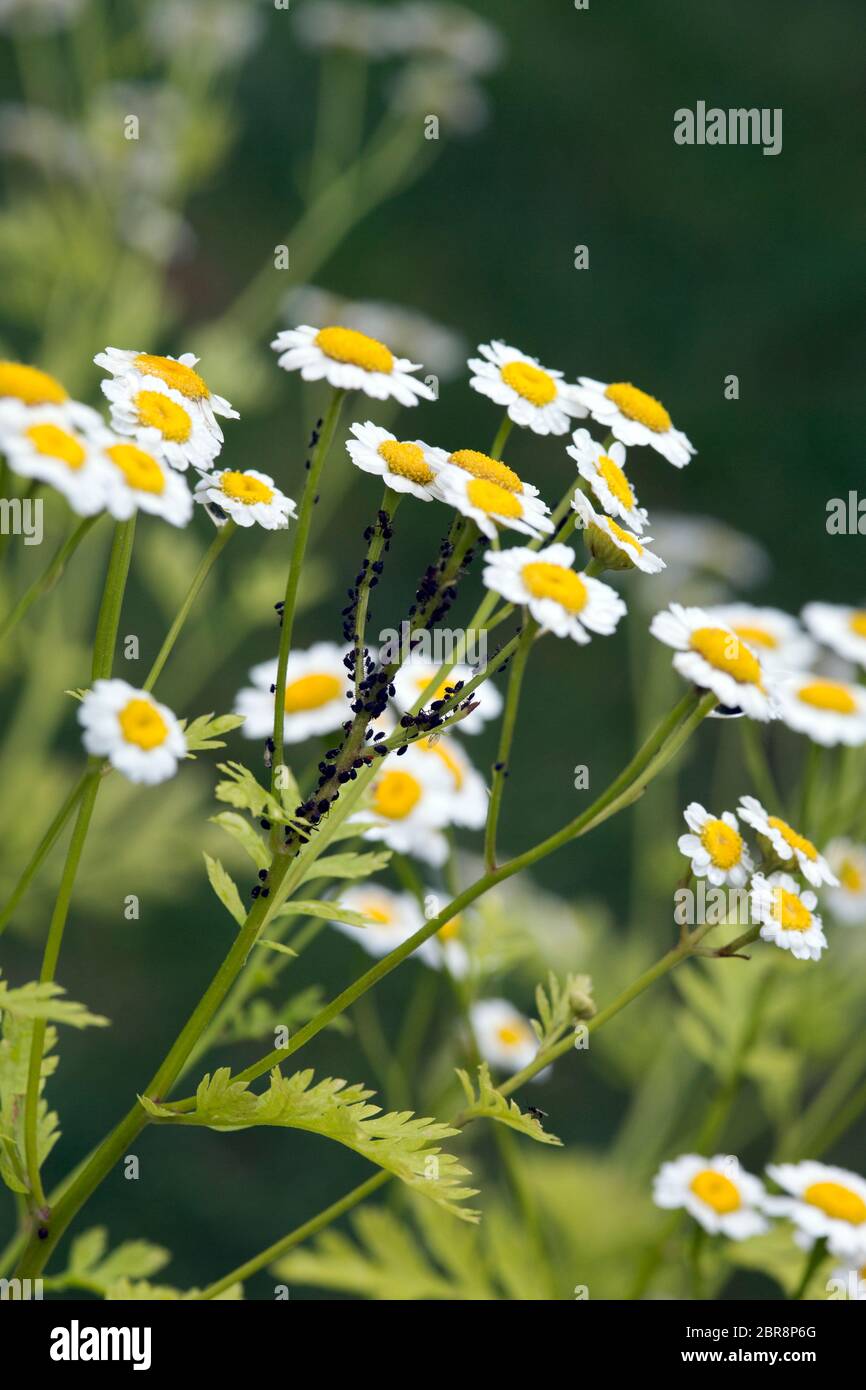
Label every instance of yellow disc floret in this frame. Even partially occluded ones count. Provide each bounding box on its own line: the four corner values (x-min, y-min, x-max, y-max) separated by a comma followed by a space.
849, 612, 866, 638
700, 818, 743, 870
449, 449, 523, 493
797, 679, 857, 714
25, 423, 85, 470
522, 561, 588, 613
733, 624, 777, 650
500, 359, 557, 406
804, 1181, 866, 1225
372, 769, 422, 821
771, 886, 813, 932
766, 815, 818, 861
134, 389, 192, 442
283, 673, 341, 714
689, 1169, 741, 1215
596, 453, 635, 510
466, 477, 523, 518
221, 471, 275, 505
118, 698, 169, 750
105, 443, 165, 494
690, 627, 764, 688
377, 440, 435, 486
315, 326, 394, 374
134, 354, 210, 400
0, 361, 68, 405
604, 382, 672, 433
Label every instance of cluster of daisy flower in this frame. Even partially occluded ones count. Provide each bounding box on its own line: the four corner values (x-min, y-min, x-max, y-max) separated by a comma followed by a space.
654, 1154, 866, 1296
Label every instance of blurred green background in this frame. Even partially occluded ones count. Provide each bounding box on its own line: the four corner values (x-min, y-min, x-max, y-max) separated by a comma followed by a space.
1, 0, 864, 1299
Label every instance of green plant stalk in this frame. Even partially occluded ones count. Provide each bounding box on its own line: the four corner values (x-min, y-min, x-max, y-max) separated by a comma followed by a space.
354, 487, 399, 702
792, 1236, 827, 1300
489, 413, 513, 461
271, 388, 345, 791
484, 617, 535, 870
90, 518, 136, 682
0, 513, 104, 647
741, 720, 782, 811
143, 520, 236, 691
0, 767, 92, 939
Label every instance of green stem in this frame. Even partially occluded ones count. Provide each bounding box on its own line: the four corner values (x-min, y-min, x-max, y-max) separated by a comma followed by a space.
489, 413, 513, 461
0, 513, 103, 647
740, 721, 781, 811
0, 768, 92, 939
792, 1236, 826, 1300
353, 487, 399, 702
484, 617, 534, 870
143, 521, 235, 691
799, 741, 822, 833
90, 518, 136, 681
271, 388, 345, 789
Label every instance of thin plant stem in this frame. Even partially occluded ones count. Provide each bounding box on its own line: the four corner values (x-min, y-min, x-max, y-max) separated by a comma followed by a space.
0, 513, 103, 647
90, 518, 136, 682
740, 720, 782, 811
143, 521, 235, 691
0, 767, 92, 939
353, 487, 399, 702
489, 413, 513, 460
792, 1236, 827, 1300
484, 616, 534, 870
799, 741, 822, 833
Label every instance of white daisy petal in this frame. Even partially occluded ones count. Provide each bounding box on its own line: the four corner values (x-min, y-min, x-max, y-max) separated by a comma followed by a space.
271, 324, 435, 405
78, 679, 186, 785
650, 602, 777, 722
234, 643, 351, 744
467, 339, 587, 436
194, 467, 296, 530
482, 542, 626, 644
572, 376, 696, 468
652, 1153, 768, 1239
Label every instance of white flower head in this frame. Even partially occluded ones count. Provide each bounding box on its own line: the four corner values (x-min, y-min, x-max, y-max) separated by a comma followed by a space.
572, 490, 665, 574
94, 348, 238, 441
101, 372, 223, 472
702, 604, 816, 675
774, 672, 866, 747
418, 898, 470, 978
764, 1162, 866, 1263
678, 803, 754, 888
0, 405, 109, 515
470, 998, 539, 1072
825, 839, 866, 925
99, 435, 193, 527
0, 359, 101, 433
412, 734, 488, 828
271, 324, 435, 406
234, 643, 350, 744
482, 542, 626, 644
738, 795, 838, 888
345, 421, 446, 501
572, 376, 696, 468
391, 653, 502, 734
356, 743, 453, 866
650, 603, 776, 721
566, 429, 647, 532
802, 602, 866, 671
467, 340, 586, 437
330, 884, 425, 958
750, 871, 827, 962
194, 467, 296, 530
78, 679, 186, 784
436, 455, 553, 540
652, 1154, 768, 1239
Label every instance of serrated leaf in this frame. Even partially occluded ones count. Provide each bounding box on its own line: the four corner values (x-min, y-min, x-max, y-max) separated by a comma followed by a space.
455, 1063, 561, 1145
214, 761, 288, 825
531, 971, 595, 1049
203, 853, 246, 927
182, 712, 246, 755
300, 848, 392, 885
255, 939, 299, 959
274, 898, 372, 928
0, 1011, 60, 1196
57, 1227, 171, 1294
210, 812, 271, 871
0, 974, 109, 1028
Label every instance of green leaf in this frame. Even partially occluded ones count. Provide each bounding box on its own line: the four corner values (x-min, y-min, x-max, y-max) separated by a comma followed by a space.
274, 898, 372, 928
58, 1227, 171, 1295
532, 970, 595, 1049
0, 1011, 60, 1196
210, 812, 271, 871
104, 1278, 243, 1301
455, 1063, 562, 1145
143, 1066, 479, 1221
255, 939, 299, 959
203, 853, 246, 928
0, 973, 109, 1028
182, 712, 246, 755
214, 761, 289, 825
300, 848, 392, 885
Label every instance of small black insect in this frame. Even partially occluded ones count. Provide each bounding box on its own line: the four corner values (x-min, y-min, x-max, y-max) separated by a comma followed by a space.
526, 1106, 547, 1123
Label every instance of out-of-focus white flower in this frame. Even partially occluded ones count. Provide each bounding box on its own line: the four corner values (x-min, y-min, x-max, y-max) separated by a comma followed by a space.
146, 0, 264, 71
653, 1154, 768, 1239
470, 999, 539, 1073
388, 60, 490, 135
292, 1, 389, 56
388, 3, 504, 73
701, 604, 816, 675
825, 840, 866, 925
0, 405, 109, 516
357, 744, 453, 866
272, 324, 434, 406
284, 288, 466, 382
765, 1162, 866, 1263
234, 644, 350, 743
391, 654, 502, 735
802, 602, 866, 672
774, 672, 866, 748
638, 512, 770, 609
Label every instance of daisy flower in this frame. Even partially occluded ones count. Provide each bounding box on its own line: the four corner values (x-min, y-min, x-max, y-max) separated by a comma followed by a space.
825, 840, 866, 925
436, 460, 553, 540
701, 604, 816, 675
650, 603, 775, 721
357, 744, 453, 866
94, 348, 238, 440
194, 467, 296, 530
78, 680, 186, 785
100, 437, 193, 527
482, 542, 626, 644
271, 324, 435, 406
802, 602, 866, 671
234, 643, 350, 743
677, 803, 754, 887
0, 406, 108, 515
572, 491, 665, 574
764, 1163, 866, 1263
329, 885, 425, 958
774, 672, 866, 747
345, 421, 445, 501
100, 371, 223, 472
652, 1154, 768, 1239
572, 376, 696, 468
750, 872, 827, 962
738, 795, 838, 888
0, 360, 100, 432
413, 734, 488, 828
566, 429, 647, 532
419, 902, 470, 978
469, 998, 539, 1072
467, 340, 586, 437
830, 1262, 866, 1300
391, 653, 502, 734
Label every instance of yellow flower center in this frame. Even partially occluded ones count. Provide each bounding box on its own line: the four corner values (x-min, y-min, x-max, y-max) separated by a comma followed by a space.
804, 1181, 866, 1226
134, 353, 210, 400
283, 673, 341, 714
606, 517, 644, 554
849, 612, 866, 638
596, 453, 635, 509
377, 440, 434, 485
449, 449, 523, 493
766, 815, 818, 861
438, 913, 462, 942
689, 627, 764, 688
840, 859, 865, 894
700, 818, 743, 870
430, 740, 464, 790
771, 886, 812, 932
221, 470, 275, 505
689, 1169, 741, 1215
25, 423, 85, 470
496, 1023, 528, 1048
134, 389, 193, 442
466, 477, 523, 519
797, 680, 857, 714
0, 361, 68, 405
118, 697, 169, 750
500, 359, 557, 406
372, 769, 422, 821
105, 443, 165, 494
733, 624, 777, 650
521, 561, 587, 613
363, 900, 394, 926
604, 382, 672, 433
414, 675, 457, 705
315, 326, 394, 374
